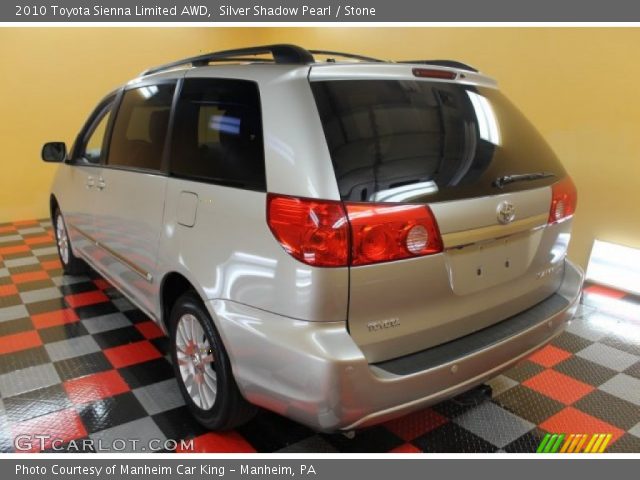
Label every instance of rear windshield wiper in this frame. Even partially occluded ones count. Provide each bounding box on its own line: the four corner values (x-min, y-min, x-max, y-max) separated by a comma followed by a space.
493, 172, 555, 189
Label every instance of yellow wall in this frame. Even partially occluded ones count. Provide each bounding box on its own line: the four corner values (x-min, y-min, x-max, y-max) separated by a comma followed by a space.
0, 27, 259, 223
2, 27, 640, 268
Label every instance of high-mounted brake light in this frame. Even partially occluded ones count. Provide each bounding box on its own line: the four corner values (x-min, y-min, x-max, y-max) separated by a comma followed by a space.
267, 194, 443, 267
548, 176, 577, 224
412, 68, 457, 80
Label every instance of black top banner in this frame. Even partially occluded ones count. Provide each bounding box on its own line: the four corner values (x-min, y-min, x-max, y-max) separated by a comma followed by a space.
6, 0, 640, 22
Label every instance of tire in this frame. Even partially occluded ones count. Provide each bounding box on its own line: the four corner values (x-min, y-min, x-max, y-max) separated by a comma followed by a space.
169, 292, 256, 430
53, 208, 87, 275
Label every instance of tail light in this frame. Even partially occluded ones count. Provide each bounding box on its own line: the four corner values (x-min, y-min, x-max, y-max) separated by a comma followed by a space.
267, 195, 349, 267
267, 194, 443, 267
346, 203, 443, 265
548, 176, 578, 224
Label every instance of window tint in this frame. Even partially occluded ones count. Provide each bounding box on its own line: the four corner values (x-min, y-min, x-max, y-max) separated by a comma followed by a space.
78, 104, 112, 164
311, 80, 565, 203
107, 84, 175, 171
170, 79, 265, 191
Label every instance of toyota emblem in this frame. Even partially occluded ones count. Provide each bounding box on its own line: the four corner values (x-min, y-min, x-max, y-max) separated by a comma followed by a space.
497, 201, 516, 224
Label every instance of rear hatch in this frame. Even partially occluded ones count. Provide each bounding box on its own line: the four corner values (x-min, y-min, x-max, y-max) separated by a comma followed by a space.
309, 64, 575, 363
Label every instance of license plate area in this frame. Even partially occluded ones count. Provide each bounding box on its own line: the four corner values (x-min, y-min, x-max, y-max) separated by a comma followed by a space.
446, 229, 543, 295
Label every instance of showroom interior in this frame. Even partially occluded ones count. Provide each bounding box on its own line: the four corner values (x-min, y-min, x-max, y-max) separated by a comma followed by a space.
0, 27, 639, 453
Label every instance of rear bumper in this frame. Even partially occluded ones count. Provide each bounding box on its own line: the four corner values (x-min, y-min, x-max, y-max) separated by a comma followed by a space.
208, 259, 584, 432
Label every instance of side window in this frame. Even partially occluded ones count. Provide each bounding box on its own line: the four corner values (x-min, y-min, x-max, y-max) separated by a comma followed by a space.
78, 103, 112, 164
170, 78, 265, 191
106, 83, 175, 171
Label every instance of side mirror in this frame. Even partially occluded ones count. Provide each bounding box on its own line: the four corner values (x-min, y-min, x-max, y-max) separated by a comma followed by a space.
41, 142, 67, 163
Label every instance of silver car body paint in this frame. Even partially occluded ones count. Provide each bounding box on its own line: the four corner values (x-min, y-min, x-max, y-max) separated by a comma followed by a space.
49, 60, 584, 431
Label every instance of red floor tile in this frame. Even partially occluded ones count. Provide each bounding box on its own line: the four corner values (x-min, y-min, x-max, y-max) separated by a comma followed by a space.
41, 259, 62, 271
64, 290, 109, 308
93, 278, 111, 290
104, 340, 162, 368
31, 308, 79, 329
0, 225, 17, 234
0, 245, 30, 256
64, 370, 131, 404
24, 235, 54, 246
583, 285, 626, 300
177, 431, 256, 453
135, 321, 164, 340
11, 408, 88, 453
384, 408, 449, 442
12, 219, 39, 226
11, 270, 48, 284
540, 407, 625, 444
0, 284, 18, 297
528, 344, 573, 368
523, 369, 594, 405
389, 443, 422, 453
0, 330, 42, 355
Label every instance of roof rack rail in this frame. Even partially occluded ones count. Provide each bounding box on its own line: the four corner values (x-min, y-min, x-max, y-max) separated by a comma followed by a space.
141, 44, 315, 76
397, 60, 478, 72
308, 50, 384, 63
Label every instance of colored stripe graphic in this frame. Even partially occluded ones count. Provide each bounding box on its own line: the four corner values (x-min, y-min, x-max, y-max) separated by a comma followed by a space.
537, 433, 612, 453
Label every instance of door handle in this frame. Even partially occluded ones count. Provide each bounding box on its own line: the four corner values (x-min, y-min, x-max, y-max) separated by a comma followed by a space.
96, 177, 106, 191
86, 176, 95, 189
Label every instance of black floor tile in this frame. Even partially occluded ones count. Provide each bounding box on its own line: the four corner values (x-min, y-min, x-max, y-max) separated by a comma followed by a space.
123, 309, 150, 323
503, 427, 547, 453
2, 384, 71, 423
624, 361, 640, 380
38, 322, 89, 344
118, 358, 174, 388
502, 360, 546, 383
59, 282, 102, 296
601, 334, 640, 357
26, 298, 67, 316
236, 410, 316, 452
607, 433, 640, 453
554, 356, 618, 387
551, 331, 594, 353
74, 302, 119, 320
322, 427, 404, 453
495, 385, 565, 426
413, 422, 498, 453
77, 392, 147, 434
0, 346, 50, 375
54, 351, 113, 382
573, 390, 640, 431
0, 317, 34, 336
152, 406, 208, 441
16, 279, 55, 293
92, 325, 144, 349
0, 295, 23, 308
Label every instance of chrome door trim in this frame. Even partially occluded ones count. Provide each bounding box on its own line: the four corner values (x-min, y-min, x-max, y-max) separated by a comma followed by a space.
441, 213, 548, 249
69, 224, 153, 283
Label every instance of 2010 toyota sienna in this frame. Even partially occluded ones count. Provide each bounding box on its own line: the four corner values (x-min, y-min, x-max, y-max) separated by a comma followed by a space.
41, 44, 584, 432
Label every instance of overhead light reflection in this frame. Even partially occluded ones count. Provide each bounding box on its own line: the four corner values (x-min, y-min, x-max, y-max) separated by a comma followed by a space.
370, 181, 438, 202
467, 90, 501, 145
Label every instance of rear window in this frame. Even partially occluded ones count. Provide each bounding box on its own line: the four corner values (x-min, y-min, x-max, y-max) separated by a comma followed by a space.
311, 80, 565, 203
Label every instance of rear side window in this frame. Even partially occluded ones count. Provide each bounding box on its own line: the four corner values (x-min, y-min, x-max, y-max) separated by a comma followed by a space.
311, 80, 565, 203
106, 83, 176, 171
170, 78, 265, 191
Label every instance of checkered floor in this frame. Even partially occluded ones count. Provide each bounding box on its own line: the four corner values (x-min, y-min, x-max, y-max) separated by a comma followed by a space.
0, 218, 639, 453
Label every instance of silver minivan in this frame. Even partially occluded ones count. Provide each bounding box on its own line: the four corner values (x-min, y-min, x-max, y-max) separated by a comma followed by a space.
41, 44, 584, 432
